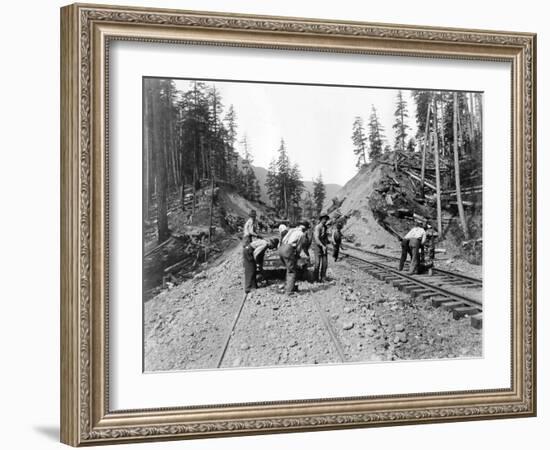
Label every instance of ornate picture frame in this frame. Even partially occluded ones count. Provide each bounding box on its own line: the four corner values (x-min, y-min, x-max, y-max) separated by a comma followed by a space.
60, 3, 536, 446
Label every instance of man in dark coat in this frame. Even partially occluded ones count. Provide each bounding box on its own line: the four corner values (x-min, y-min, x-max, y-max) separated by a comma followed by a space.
331, 222, 344, 262
313, 215, 330, 282
420, 223, 437, 275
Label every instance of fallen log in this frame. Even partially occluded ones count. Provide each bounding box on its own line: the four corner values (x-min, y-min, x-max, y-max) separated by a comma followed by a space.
144, 235, 173, 257
164, 255, 195, 275
441, 185, 482, 196
403, 170, 437, 191
449, 200, 475, 207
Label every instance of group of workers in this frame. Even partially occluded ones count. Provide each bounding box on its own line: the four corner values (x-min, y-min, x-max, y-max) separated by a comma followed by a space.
242, 210, 344, 295
242, 209, 437, 295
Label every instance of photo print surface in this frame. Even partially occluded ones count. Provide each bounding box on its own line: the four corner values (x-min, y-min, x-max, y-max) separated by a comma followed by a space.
142, 77, 483, 372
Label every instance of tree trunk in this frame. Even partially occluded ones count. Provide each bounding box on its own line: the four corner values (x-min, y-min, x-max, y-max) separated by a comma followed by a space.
143, 82, 151, 221
438, 98, 446, 160
283, 177, 288, 219
400, 107, 405, 151
453, 92, 469, 239
152, 80, 170, 243
433, 97, 443, 236
208, 161, 215, 244
420, 98, 431, 198
468, 93, 476, 152
192, 168, 197, 216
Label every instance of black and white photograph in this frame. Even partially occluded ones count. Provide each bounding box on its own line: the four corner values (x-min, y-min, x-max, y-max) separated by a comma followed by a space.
142, 77, 483, 372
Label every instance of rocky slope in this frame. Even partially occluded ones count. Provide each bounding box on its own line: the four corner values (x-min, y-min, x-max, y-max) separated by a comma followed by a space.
325, 152, 482, 275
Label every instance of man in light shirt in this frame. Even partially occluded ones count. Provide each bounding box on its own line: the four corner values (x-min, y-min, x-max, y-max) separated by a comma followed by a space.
278, 221, 309, 295
399, 224, 427, 274
242, 237, 279, 293
278, 221, 289, 247
242, 210, 260, 245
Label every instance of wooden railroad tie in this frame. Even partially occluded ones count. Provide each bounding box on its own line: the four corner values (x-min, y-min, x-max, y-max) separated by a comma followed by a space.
470, 313, 483, 329
452, 306, 480, 320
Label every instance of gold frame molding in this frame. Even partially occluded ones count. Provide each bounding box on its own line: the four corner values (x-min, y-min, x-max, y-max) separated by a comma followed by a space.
60, 2, 536, 446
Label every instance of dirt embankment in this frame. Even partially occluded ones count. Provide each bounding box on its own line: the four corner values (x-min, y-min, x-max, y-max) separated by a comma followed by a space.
144, 185, 273, 299
325, 153, 482, 278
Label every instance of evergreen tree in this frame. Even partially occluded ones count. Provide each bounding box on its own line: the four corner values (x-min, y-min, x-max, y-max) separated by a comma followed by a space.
178, 81, 211, 184
302, 191, 314, 221
266, 139, 304, 220
367, 106, 385, 159
412, 90, 433, 139
351, 116, 368, 168
393, 90, 410, 151
206, 85, 225, 180
266, 158, 279, 211
312, 174, 326, 217
288, 164, 305, 222
406, 136, 416, 152
223, 104, 239, 185
239, 135, 261, 202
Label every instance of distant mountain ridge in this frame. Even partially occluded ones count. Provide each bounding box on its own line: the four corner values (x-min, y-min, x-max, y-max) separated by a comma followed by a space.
251, 165, 342, 206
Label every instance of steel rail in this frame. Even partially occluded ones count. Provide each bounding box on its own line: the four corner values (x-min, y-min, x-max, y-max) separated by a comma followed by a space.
310, 295, 346, 363
342, 246, 482, 287
343, 252, 482, 309
216, 292, 249, 368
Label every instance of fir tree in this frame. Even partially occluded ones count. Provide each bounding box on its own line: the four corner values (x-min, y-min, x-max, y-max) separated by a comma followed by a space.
393, 90, 410, 152
312, 174, 326, 217
351, 116, 368, 168
266, 139, 304, 220
368, 106, 385, 159
406, 136, 416, 152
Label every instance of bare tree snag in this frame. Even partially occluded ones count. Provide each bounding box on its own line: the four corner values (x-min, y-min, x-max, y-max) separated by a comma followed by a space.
420, 96, 431, 197
453, 92, 469, 239
433, 96, 442, 236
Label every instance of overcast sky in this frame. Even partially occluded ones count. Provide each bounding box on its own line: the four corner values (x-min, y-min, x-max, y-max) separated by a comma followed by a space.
174, 79, 419, 186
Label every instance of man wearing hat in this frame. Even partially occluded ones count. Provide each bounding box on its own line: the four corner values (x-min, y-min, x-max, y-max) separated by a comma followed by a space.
242, 210, 260, 245
313, 214, 330, 282
278, 221, 309, 295
243, 237, 279, 293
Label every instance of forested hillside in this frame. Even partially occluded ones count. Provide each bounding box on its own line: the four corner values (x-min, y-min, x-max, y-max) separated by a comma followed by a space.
330, 90, 483, 264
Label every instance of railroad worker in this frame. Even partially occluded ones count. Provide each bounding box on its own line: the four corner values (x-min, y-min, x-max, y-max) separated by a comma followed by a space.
250, 237, 279, 280
302, 221, 314, 261
279, 221, 309, 295
421, 223, 437, 276
243, 237, 279, 292
242, 210, 260, 245
242, 240, 257, 293
331, 222, 344, 262
399, 223, 427, 274
278, 220, 289, 247
313, 214, 330, 282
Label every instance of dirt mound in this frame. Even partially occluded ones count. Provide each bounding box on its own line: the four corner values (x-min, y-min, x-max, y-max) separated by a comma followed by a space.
218, 189, 272, 231
144, 184, 273, 299
325, 152, 482, 264
324, 164, 399, 252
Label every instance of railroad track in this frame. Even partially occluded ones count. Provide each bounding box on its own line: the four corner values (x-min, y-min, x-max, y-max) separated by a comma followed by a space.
310, 295, 346, 363
216, 292, 249, 368
345, 246, 482, 289
216, 289, 348, 367
341, 251, 483, 329
216, 245, 481, 368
